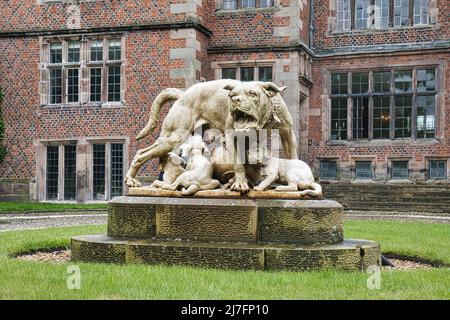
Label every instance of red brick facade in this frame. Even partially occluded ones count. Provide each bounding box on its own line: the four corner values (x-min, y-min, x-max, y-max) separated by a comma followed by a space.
0, 0, 448, 201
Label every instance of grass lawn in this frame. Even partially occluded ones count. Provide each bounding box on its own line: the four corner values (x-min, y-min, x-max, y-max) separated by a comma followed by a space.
0, 221, 448, 299
0, 202, 107, 213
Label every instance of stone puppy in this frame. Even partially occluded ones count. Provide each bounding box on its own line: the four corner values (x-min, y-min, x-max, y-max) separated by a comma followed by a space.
254, 157, 322, 197
163, 135, 220, 196
150, 152, 185, 189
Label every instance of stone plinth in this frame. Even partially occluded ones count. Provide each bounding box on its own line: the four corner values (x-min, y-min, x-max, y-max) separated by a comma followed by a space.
71, 196, 381, 271
107, 196, 343, 244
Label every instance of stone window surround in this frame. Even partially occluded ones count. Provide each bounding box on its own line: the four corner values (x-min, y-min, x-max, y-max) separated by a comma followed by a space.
216, 0, 279, 14
325, 64, 441, 145
425, 156, 449, 181
39, 34, 127, 109
213, 60, 276, 81
317, 157, 341, 181
34, 137, 129, 202
331, 0, 438, 34
387, 157, 412, 181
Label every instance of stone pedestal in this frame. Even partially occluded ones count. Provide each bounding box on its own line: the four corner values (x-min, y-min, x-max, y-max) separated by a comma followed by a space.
71, 196, 381, 271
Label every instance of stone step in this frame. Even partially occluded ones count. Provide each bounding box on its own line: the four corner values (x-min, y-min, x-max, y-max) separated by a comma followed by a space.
71, 234, 381, 271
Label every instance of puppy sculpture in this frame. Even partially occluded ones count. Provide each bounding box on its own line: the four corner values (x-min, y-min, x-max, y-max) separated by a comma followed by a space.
163, 135, 220, 196
150, 152, 185, 189
254, 157, 322, 197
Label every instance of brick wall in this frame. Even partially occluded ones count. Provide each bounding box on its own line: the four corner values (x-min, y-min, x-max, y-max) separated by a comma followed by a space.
313, 0, 449, 50
308, 51, 450, 182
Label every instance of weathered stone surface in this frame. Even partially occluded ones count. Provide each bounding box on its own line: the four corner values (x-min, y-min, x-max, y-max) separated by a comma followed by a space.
71, 235, 380, 271
108, 196, 342, 244
156, 201, 257, 242
258, 200, 343, 244
128, 186, 321, 199
107, 203, 156, 238
264, 240, 381, 271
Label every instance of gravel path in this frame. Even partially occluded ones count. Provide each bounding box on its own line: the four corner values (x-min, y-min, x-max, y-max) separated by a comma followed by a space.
345, 210, 450, 223
0, 208, 447, 233
0, 211, 107, 232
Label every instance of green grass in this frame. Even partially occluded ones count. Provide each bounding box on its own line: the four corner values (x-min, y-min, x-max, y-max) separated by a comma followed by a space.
0, 221, 449, 300
0, 202, 107, 213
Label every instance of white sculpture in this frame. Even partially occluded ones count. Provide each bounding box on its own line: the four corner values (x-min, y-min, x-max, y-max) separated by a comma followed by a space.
124, 80, 298, 193
254, 157, 323, 197
150, 152, 185, 189
163, 135, 220, 195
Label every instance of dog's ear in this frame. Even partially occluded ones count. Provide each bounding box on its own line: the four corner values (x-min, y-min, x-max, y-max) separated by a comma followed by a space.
259, 82, 287, 98
223, 83, 236, 92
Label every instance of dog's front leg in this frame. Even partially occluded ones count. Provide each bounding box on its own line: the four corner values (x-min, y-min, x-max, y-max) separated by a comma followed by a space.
229, 164, 250, 193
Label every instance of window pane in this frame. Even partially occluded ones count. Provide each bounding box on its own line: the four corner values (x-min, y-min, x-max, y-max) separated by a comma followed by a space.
331, 73, 348, 95
374, 71, 391, 93
331, 98, 348, 140
352, 73, 369, 94
260, 0, 273, 7
355, 161, 372, 179
90, 68, 102, 102
336, 0, 351, 31
414, 0, 429, 25
240, 67, 254, 82
111, 144, 124, 198
429, 160, 447, 179
352, 97, 369, 139
394, 95, 412, 138
93, 144, 105, 200
394, 70, 412, 93
258, 67, 273, 82
373, 96, 391, 139
320, 160, 338, 180
222, 68, 237, 80
67, 68, 79, 103
223, 0, 237, 10
417, 95, 435, 138
50, 43, 62, 64
108, 40, 122, 60
46, 146, 59, 200
108, 66, 121, 102
355, 0, 371, 29
68, 42, 80, 63
64, 145, 77, 200
375, 0, 390, 28
391, 161, 409, 179
50, 68, 62, 104
417, 69, 435, 92
90, 41, 103, 62
394, 0, 409, 26
241, 0, 255, 8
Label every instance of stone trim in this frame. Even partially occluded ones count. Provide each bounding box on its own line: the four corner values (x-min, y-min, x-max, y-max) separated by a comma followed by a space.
0, 21, 213, 38
169, 28, 202, 87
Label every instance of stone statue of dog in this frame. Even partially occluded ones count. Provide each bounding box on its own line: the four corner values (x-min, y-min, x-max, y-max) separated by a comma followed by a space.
124, 80, 297, 194
163, 135, 220, 196
254, 157, 322, 197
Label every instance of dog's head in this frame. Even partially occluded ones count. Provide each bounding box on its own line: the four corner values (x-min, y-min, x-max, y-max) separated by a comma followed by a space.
223, 81, 287, 131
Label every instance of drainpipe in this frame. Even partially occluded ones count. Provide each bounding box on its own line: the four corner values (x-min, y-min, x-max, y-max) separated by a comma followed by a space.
309, 0, 315, 49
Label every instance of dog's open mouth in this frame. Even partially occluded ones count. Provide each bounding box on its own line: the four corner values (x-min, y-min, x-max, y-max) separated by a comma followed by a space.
232, 110, 258, 130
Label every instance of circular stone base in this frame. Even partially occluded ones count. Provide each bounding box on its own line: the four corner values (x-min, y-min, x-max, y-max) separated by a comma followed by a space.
71, 235, 381, 271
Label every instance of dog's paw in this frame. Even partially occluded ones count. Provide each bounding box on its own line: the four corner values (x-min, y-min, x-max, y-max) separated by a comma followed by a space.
253, 185, 265, 192
230, 177, 250, 193
125, 176, 142, 188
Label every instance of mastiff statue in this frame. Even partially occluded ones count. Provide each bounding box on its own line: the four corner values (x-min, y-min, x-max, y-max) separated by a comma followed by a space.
124, 79, 298, 193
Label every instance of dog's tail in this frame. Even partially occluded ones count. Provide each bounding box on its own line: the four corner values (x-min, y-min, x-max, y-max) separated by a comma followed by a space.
299, 182, 323, 198
136, 88, 183, 140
